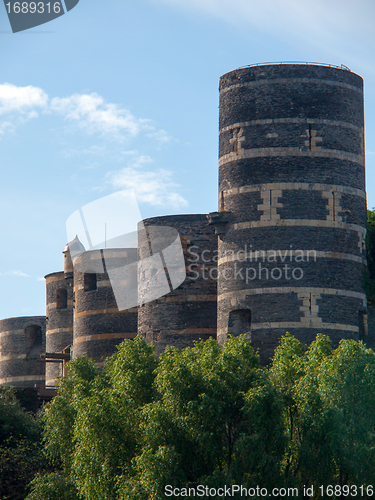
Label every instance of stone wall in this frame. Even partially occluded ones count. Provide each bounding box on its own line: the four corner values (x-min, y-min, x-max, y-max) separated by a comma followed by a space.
138, 214, 217, 355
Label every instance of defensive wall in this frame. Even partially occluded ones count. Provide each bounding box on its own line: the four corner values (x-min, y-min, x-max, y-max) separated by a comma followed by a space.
0, 62, 372, 386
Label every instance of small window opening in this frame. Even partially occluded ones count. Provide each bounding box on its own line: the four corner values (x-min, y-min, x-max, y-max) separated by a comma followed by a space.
56, 288, 68, 309
84, 273, 97, 291
228, 309, 251, 337
25, 325, 42, 355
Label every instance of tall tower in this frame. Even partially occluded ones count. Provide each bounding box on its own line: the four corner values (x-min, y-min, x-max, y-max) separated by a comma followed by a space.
215, 63, 367, 361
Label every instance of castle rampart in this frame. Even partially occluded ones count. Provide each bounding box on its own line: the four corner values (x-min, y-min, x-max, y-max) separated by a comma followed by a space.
0, 62, 370, 386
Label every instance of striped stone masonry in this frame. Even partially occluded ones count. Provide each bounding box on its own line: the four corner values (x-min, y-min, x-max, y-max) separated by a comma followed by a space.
72, 249, 138, 362
138, 214, 218, 355
217, 63, 366, 361
0, 316, 46, 388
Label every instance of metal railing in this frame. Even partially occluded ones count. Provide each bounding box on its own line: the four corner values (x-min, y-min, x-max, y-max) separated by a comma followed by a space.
237, 61, 351, 71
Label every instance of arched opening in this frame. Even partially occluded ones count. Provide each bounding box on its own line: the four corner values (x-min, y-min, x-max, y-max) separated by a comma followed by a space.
25, 325, 43, 357
56, 288, 68, 309
228, 309, 251, 337
84, 273, 97, 291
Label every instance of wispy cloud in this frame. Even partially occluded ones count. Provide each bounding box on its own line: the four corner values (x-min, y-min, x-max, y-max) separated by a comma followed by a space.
0, 84, 172, 143
50, 93, 150, 139
6, 270, 32, 277
106, 155, 188, 209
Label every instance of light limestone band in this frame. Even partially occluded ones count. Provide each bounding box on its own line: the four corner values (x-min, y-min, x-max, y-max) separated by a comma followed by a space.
220, 77, 362, 94
223, 182, 365, 199
218, 250, 365, 266
219, 286, 366, 304
45, 274, 64, 283
74, 307, 137, 318
0, 329, 24, 338
47, 300, 73, 311
0, 354, 27, 361
46, 327, 73, 335
74, 332, 136, 344
249, 321, 358, 333
0, 375, 45, 385
219, 147, 364, 168
75, 281, 112, 290
220, 118, 363, 134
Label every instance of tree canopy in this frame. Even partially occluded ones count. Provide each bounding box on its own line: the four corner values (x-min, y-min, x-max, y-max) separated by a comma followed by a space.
0, 387, 47, 500
25, 334, 375, 500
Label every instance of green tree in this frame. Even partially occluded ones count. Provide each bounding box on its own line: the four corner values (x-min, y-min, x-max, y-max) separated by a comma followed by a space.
271, 333, 375, 493
0, 387, 46, 500
119, 336, 285, 499
35, 335, 156, 500
34, 333, 375, 499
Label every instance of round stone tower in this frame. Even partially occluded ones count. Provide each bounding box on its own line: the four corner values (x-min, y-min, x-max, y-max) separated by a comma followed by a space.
45, 270, 73, 386
216, 63, 366, 361
0, 316, 46, 387
138, 214, 217, 355
72, 248, 138, 364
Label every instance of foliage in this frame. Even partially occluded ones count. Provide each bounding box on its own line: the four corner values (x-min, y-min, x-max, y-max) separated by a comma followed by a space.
119, 336, 285, 499
33, 334, 375, 499
270, 333, 375, 493
37, 335, 156, 500
25, 472, 80, 500
0, 387, 47, 500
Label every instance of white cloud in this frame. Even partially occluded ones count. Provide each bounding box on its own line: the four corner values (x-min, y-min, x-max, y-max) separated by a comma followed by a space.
146, 129, 173, 145
107, 156, 188, 209
0, 83, 48, 115
0, 83, 48, 134
7, 270, 31, 277
50, 93, 151, 139
0, 84, 172, 144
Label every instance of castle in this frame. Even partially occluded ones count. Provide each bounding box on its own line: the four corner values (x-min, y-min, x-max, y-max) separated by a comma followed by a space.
0, 63, 368, 391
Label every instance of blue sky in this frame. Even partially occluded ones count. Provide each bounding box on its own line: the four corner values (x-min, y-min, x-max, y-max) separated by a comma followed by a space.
0, 0, 375, 319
